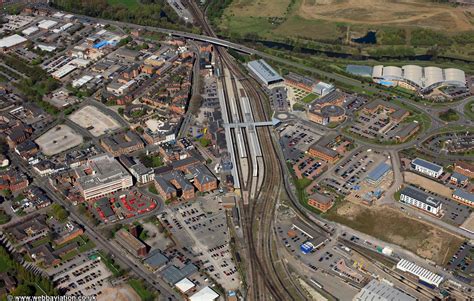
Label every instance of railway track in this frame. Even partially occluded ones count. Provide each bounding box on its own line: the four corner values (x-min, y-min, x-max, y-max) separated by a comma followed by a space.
184, 2, 316, 300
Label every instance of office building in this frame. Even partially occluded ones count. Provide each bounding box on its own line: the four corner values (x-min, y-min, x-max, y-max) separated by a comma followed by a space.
399, 186, 442, 215
75, 154, 133, 201
411, 158, 443, 178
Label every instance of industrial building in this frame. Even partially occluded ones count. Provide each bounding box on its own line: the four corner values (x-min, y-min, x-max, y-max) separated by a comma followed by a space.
372, 65, 466, 93
353, 279, 416, 301
411, 158, 443, 178
189, 286, 219, 301
396, 259, 444, 288
75, 154, 133, 201
247, 59, 284, 86
399, 186, 442, 215
0, 34, 28, 52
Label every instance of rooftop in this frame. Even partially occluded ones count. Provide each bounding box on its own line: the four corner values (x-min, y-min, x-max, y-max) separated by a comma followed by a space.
0, 34, 27, 49
400, 186, 442, 208
354, 279, 416, 301
247, 59, 283, 84
76, 154, 131, 191
412, 158, 443, 173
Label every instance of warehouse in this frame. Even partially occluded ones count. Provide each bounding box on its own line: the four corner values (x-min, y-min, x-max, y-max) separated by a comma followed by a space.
247, 59, 283, 86
37, 20, 58, 30
411, 158, 443, 178
396, 259, 443, 288
22, 26, 39, 36
399, 186, 442, 215
0, 34, 28, 52
372, 65, 466, 93
354, 279, 415, 301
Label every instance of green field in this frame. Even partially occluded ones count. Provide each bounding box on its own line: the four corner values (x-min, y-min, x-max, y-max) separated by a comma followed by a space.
439, 109, 460, 122
128, 279, 156, 301
300, 93, 318, 104
465, 100, 474, 121
107, 0, 139, 8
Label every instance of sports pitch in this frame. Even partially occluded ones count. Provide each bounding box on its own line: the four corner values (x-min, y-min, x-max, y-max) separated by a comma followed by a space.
35, 125, 83, 156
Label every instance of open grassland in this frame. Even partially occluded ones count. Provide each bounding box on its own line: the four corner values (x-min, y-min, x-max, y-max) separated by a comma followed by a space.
219, 0, 474, 45
107, 0, 140, 9
323, 201, 464, 265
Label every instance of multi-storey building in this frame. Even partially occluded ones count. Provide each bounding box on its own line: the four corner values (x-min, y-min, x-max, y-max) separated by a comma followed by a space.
400, 186, 442, 215
75, 154, 133, 201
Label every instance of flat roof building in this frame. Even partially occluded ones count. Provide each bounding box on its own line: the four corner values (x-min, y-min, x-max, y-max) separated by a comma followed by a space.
366, 162, 392, 185
411, 158, 443, 178
247, 59, 283, 86
396, 259, 443, 287
75, 154, 133, 201
189, 286, 219, 301
0, 34, 28, 52
400, 186, 442, 215
353, 279, 416, 301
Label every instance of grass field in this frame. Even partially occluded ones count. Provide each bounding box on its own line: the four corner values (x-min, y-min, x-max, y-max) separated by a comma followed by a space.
464, 100, 474, 121
128, 279, 156, 301
107, 0, 139, 8
323, 201, 463, 265
219, 0, 474, 50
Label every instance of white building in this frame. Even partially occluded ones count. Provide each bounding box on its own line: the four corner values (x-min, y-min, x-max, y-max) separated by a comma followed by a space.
313, 81, 335, 96
37, 20, 58, 30
396, 259, 444, 288
400, 186, 442, 215
0, 34, 28, 52
22, 26, 39, 36
411, 158, 443, 178
129, 163, 154, 184
189, 286, 219, 301
75, 154, 133, 200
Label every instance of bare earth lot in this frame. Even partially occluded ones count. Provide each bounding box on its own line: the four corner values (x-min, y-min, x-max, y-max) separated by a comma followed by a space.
299, 0, 474, 32
35, 124, 83, 156
324, 200, 464, 265
69, 105, 121, 137
98, 285, 140, 301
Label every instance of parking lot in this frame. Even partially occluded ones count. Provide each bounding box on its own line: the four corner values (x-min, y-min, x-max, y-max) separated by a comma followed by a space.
279, 122, 324, 160
159, 197, 240, 289
93, 189, 157, 223
50, 251, 112, 298
275, 219, 368, 287
446, 241, 473, 284
269, 86, 289, 112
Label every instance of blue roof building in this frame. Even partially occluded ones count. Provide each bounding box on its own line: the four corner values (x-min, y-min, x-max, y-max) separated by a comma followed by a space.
366, 162, 391, 185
